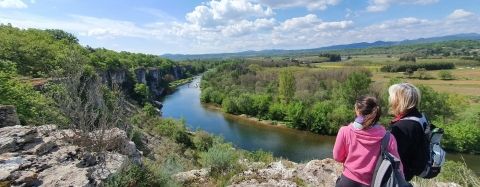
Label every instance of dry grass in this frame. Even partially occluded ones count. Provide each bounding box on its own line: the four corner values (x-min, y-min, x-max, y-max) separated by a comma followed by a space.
371, 68, 480, 97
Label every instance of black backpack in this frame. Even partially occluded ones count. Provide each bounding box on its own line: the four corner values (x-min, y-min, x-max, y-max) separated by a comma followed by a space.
400, 114, 446, 179
371, 132, 412, 187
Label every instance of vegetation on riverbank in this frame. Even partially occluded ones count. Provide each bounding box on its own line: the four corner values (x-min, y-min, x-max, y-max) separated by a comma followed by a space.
200, 51, 480, 154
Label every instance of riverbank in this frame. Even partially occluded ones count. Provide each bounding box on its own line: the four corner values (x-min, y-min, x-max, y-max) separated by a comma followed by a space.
202, 103, 290, 128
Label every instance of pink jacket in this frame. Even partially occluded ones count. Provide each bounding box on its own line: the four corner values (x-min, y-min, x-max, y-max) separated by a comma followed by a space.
333, 123, 402, 186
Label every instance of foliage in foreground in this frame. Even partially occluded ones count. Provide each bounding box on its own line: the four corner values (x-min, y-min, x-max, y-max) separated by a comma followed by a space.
413, 160, 480, 187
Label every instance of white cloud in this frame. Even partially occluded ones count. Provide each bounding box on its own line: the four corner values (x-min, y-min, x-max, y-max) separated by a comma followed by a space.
221, 18, 275, 37
367, 0, 439, 12
1, 3, 479, 54
447, 9, 475, 20
256, 0, 341, 11
186, 0, 273, 27
376, 17, 429, 29
0, 0, 27, 8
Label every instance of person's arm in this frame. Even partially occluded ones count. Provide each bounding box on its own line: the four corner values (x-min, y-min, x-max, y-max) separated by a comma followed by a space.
333, 127, 347, 163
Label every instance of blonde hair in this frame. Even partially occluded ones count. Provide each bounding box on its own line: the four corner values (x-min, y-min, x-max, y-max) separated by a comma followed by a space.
388, 83, 421, 115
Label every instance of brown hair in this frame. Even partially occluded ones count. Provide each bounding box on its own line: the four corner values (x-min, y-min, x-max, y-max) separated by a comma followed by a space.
355, 96, 382, 128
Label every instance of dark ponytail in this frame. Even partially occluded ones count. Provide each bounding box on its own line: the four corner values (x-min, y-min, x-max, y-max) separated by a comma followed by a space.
355, 96, 382, 128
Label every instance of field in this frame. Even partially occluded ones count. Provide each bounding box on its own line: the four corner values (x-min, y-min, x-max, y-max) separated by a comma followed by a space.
314, 55, 480, 98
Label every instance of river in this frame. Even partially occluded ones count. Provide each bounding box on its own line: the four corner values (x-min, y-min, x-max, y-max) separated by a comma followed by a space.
161, 76, 479, 173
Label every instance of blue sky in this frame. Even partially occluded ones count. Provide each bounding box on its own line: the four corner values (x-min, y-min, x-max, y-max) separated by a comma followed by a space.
1, 0, 480, 54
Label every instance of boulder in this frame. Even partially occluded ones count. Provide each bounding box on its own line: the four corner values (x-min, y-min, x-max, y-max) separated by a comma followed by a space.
0, 125, 142, 187
0, 105, 20, 128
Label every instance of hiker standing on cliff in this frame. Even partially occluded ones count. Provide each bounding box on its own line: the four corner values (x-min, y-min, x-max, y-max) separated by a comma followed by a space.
388, 83, 428, 181
333, 96, 403, 187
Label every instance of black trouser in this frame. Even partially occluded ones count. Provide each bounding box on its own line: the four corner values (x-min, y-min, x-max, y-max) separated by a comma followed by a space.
335, 174, 369, 187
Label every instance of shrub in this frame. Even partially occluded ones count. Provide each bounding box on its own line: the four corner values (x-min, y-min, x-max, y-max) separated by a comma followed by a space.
415, 68, 432, 80
222, 97, 237, 113
199, 143, 239, 176
285, 101, 306, 129
268, 102, 287, 121
438, 70, 454, 80
236, 94, 255, 115
134, 83, 149, 103
308, 101, 334, 134
193, 131, 214, 152
337, 72, 372, 105
154, 118, 193, 147
380, 62, 455, 72
399, 54, 416, 62
251, 94, 271, 119
437, 161, 480, 187
104, 163, 150, 187
246, 150, 274, 163
142, 103, 158, 117
0, 70, 62, 125
441, 121, 480, 153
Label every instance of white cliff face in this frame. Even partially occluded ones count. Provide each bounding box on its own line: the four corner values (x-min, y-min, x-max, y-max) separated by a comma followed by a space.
0, 124, 141, 187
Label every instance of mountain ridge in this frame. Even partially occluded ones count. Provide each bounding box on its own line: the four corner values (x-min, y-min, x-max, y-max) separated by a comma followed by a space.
162, 33, 480, 60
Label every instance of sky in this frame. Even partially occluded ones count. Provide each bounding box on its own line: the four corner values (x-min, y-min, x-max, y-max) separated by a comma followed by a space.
1, 0, 480, 55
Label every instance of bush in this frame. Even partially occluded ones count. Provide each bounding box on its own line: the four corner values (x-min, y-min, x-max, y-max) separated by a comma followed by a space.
337, 72, 372, 105
142, 103, 158, 117
246, 150, 274, 163
222, 97, 237, 114
285, 101, 306, 129
437, 161, 480, 187
154, 118, 193, 147
134, 83, 149, 103
308, 101, 334, 134
441, 121, 480, 153
236, 94, 255, 115
0, 70, 62, 125
438, 70, 454, 80
399, 54, 416, 62
193, 131, 214, 152
251, 94, 271, 119
104, 163, 150, 187
380, 62, 455, 72
268, 102, 287, 121
415, 68, 432, 80
199, 143, 239, 176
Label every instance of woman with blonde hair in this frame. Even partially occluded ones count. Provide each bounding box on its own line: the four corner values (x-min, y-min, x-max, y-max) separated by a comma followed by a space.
388, 83, 427, 181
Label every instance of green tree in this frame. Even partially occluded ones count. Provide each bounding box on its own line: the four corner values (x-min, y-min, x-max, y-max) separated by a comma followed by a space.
278, 69, 295, 103
134, 83, 149, 104
222, 97, 237, 114
337, 72, 372, 105
438, 70, 454, 80
285, 101, 306, 129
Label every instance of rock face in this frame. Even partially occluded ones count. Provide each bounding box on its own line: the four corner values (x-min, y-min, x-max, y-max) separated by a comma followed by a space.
0, 105, 20, 127
229, 159, 342, 187
175, 158, 461, 187
0, 124, 141, 187
133, 66, 190, 98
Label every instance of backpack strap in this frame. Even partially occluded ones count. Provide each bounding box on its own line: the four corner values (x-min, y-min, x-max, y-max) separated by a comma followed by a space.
400, 114, 428, 130
381, 132, 391, 154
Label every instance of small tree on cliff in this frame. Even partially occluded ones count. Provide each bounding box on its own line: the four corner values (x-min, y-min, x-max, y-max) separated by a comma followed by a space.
47, 51, 128, 166
278, 69, 295, 104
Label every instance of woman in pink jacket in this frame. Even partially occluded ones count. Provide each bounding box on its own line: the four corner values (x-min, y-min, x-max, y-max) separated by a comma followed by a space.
333, 96, 402, 187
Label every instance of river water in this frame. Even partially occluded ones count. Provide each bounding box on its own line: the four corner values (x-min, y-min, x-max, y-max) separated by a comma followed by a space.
161, 77, 479, 173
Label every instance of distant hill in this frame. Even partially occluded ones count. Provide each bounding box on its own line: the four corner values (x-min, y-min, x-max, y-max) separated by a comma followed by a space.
162, 33, 480, 61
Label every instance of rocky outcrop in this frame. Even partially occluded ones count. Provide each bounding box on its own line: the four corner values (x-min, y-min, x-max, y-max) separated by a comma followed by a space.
229, 159, 341, 187
174, 158, 461, 187
0, 124, 141, 187
0, 105, 20, 127
133, 66, 189, 98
